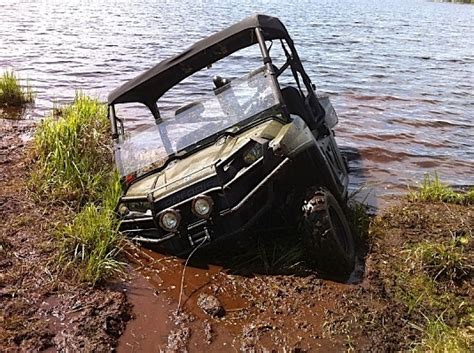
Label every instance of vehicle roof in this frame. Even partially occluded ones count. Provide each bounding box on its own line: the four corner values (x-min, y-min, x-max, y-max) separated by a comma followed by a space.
107, 14, 292, 106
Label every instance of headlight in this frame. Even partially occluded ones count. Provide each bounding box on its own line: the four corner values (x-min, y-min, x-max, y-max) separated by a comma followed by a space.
243, 143, 263, 165
117, 202, 150, 216
158, 209, 181, 232
192, 195, 214, 218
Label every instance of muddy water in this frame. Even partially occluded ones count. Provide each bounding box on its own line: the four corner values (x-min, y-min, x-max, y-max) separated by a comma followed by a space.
1, 0, 473, 203
121, 242, 351, 351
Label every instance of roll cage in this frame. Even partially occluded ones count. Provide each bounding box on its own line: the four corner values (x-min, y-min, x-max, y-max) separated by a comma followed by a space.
108, 14, 322, 141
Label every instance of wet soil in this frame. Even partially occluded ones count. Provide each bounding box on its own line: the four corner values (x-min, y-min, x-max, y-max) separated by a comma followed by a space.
120, 243, 364, 351
118, 204, 472, 351
2, 115, 472, 352
0, 117, 132, 352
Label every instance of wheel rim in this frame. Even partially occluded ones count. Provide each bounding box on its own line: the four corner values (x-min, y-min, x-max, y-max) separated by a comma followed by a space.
329, 207, 351, 257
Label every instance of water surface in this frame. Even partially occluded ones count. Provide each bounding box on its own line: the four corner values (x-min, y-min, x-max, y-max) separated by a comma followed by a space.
1, 0, 473, 205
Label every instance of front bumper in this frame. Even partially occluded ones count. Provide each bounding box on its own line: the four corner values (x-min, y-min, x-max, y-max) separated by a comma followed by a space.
119, 157, 289, 254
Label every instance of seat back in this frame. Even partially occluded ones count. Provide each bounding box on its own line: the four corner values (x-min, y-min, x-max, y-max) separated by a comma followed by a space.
281, 86, 312, 127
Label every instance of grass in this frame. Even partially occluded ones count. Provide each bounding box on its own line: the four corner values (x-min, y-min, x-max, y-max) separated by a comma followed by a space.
31, 93, 111, 205
371, 176, 474, 350
417, 316, 472, 353
58, 175, 124, 285
409, 173, 474, 205
31, 93, 124, 285
229, 231, 308, 275
407, 237, 472, 282
0, 70, 34, 107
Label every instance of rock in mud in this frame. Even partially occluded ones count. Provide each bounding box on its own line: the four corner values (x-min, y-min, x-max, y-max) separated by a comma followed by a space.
165, 327, 191, 352
203, 320, 213, 344
196, 293, 225, 318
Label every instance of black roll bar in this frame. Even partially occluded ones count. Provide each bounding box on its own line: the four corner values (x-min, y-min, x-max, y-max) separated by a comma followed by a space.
255, 28, 288, 117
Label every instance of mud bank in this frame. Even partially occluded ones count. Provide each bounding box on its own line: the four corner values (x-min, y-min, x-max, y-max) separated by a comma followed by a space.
0, 117, 131, 351
1, 115, 472, 351
119, 200, 472, 351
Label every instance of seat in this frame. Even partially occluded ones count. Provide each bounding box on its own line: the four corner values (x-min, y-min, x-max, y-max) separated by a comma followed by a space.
281, 86, 312, 126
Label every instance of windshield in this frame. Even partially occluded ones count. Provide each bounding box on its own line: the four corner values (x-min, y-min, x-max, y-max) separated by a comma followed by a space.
115, 66, 279, 177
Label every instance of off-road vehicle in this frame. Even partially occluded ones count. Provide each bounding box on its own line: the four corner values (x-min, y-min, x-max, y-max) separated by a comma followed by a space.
108, 15, 355, 276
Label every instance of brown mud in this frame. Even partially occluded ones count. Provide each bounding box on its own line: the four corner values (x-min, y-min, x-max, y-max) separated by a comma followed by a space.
0, 117, 131, 352
119, 200, 472, 351
1, 116, 472, 352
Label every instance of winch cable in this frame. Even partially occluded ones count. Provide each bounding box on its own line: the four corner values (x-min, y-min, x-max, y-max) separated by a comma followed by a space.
176, 235, 209, 314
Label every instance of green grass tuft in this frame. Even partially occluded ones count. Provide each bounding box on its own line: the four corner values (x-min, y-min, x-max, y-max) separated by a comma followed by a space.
407, 238, 472, 282
409, 173, 473, 205
59, 205, 123, 285
31, 94, 125, 285
31, 93, 111, 205
57, 161, 124, 285
417, 316, 472, 353
0, 70, 34, 107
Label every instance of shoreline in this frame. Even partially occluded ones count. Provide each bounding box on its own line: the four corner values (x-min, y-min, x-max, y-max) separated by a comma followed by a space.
1, 114, 472, 351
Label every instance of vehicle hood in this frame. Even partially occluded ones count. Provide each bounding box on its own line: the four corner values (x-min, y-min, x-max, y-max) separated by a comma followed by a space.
125, 119, 284, 200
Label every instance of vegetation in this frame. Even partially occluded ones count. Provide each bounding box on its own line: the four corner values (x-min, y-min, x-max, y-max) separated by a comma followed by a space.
0, 70, 34, 107
31, 94, 123, 285
223, 230, 308, 275
58, 186, 123, 285
370, 179, 473, 351
409, 173, 473, 205
419, 316, 472, 352
31, 93, 111, 205
406, 237, 472, 282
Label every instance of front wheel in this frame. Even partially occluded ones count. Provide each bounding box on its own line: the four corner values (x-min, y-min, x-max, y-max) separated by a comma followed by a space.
299, 188, 355, 279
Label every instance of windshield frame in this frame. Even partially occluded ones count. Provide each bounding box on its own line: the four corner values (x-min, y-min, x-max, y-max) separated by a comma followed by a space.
120, 109, 286, 184
109, 27, 287, 140
109, 28, 291, 180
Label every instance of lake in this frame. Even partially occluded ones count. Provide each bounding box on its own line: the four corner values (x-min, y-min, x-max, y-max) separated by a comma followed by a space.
1, 0, 473, 205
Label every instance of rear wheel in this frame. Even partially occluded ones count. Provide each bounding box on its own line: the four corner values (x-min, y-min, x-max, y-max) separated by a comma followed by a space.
299, 188, 355, 279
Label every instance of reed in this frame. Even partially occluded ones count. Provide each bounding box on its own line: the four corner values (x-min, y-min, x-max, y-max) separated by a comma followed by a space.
0, 70, 34, 107
31, 93, 111, 205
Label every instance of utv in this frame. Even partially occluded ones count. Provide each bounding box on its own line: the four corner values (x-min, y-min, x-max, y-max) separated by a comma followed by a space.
108, 15, 355, 277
